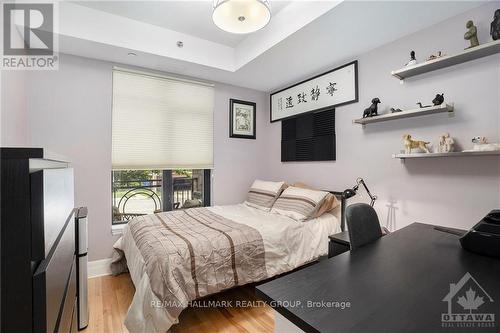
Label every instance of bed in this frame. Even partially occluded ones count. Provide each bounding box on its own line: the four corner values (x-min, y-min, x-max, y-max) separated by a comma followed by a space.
111, 191, 345, 333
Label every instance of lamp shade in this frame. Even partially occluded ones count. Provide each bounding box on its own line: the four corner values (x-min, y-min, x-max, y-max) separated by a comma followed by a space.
212, 0, 271, 34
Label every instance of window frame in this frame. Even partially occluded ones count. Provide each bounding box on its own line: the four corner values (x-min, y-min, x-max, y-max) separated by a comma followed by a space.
111, 169, 211, 226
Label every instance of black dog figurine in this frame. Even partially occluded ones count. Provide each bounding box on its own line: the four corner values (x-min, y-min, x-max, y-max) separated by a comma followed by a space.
432, 93, 444, 106
363, 98, 381, 118
492, 9, 500, 40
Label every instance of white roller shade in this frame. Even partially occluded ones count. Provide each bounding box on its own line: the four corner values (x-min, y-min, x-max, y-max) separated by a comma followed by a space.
112, 68, 214, 170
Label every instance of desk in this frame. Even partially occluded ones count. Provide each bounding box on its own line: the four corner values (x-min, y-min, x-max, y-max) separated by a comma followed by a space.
256, 223, 500, 333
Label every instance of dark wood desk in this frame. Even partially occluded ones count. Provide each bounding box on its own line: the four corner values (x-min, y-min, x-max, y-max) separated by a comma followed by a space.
256, 223, 500, 333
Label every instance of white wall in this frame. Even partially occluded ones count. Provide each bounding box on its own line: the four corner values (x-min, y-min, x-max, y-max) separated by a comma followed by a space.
212, 82, 269, 204
15, 55, 268, 261
1, 2, 499, 260
263, 2, 500, 231
1, 70, 28, 146
0, 20, 29, 146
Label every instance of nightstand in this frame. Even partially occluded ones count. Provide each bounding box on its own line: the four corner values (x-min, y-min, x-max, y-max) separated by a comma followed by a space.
328, 231, 350, 258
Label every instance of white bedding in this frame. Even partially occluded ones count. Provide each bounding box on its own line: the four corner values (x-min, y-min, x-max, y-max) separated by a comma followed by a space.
114, 203, 341, 333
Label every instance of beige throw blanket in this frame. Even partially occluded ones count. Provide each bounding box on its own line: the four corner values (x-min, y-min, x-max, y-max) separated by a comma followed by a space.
112, 208, 268, 319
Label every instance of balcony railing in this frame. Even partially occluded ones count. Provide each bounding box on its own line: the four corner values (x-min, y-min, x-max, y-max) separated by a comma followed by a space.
112, 176, 202, 224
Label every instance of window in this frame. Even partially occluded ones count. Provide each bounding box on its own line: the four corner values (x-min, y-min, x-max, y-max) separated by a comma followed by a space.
112, 169, 210, 225
111, 68, 214, 224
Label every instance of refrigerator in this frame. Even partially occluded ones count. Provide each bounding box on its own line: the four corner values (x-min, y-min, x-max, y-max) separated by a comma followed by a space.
75, 207, 89, 330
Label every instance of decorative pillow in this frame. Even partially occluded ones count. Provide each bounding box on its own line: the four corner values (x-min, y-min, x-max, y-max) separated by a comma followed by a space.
245, 180, 286, 211
271, 186, 329, 221
293, 183, 340, 218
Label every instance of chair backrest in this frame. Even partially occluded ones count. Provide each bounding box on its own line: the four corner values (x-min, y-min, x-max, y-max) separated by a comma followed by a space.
346, 203, 383, 250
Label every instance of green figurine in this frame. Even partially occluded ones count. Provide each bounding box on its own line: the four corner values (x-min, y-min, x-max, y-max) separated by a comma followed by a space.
464, 20, 479, 49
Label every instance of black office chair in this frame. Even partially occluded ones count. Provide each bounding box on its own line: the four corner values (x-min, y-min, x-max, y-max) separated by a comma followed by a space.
346, 203, 383, 251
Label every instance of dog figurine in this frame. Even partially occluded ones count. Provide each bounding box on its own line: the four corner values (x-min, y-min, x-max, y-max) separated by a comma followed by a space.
363, 98, 381, 118
432, 93, 444, 106
466, 136, 500, 152
403, 134, 430, 154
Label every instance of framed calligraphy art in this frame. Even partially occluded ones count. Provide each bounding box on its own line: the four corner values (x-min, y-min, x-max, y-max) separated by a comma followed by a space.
270, 60, 358, 122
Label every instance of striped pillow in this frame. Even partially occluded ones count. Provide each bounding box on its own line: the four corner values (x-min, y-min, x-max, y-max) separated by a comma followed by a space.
271, 186, 329, 221
245, 180, 286, 211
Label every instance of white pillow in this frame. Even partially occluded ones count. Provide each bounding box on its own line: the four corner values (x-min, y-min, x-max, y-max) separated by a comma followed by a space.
271, 186, 329, 221
245, 180, 286, 211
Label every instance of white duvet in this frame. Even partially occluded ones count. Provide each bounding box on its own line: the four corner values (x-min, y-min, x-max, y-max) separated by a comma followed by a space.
114, 203, 341, 333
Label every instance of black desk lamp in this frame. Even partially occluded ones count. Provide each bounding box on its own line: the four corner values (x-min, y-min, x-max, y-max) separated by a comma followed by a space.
343, 177, 377, 207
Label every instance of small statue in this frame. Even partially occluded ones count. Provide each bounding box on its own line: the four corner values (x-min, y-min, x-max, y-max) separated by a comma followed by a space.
432, 93, 444, 106
416, 102, 431, 108
426, 51, 445, 61
491, 9, 500, 40
438, 133, 454, 153
464, 20, 479, 49
403, 134, 430, 154
390, 107, 403, 113
465, 136, 500, 152
405, 51, 417, 66
362, 98, 381, 118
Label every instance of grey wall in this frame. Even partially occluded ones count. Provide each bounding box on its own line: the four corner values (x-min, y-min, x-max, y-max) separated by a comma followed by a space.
8, 55, 268, 261
263, 2, 500, 231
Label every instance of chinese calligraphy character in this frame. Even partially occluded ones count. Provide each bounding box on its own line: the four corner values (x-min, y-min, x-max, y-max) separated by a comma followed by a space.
278, 97, 283, 111
311, 85, 320, 101
297, 92, 307, 103
326, 82, 338, 96
285, 96, 293, 108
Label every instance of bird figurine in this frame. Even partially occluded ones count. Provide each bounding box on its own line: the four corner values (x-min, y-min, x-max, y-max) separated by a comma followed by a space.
492, 9, 500, 40
432, 93, 444, 106
464, 20, 479, 49
390, 107, 403, 113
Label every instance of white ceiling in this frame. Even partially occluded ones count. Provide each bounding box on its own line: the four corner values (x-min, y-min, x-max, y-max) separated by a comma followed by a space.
75, 1, 292, 47
22, 1, 486, 92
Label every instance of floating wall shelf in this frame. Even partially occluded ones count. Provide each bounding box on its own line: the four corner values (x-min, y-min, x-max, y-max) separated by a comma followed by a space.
393, 150, 500, 160
391, 39, 500, 80
353, 104, 454, 125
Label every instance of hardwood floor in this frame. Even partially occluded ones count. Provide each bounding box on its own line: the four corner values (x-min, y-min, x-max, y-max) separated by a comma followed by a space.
83, 274, 274, 333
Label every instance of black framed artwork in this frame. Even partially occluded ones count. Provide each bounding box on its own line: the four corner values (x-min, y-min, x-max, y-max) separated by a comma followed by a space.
270, 60, 358, 122
229, 99, 256, 139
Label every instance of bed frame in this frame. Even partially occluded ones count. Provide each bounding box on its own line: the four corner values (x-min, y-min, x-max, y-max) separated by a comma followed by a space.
329, 191, 346, 232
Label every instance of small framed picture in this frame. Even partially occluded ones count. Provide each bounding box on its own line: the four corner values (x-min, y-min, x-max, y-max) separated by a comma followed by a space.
229, 99, 256, 139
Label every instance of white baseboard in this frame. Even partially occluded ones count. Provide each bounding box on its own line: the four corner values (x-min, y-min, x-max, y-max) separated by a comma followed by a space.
88, 258, 112, 278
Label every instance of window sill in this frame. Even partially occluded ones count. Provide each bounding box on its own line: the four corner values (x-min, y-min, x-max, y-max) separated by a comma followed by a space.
111, 223, 127, 236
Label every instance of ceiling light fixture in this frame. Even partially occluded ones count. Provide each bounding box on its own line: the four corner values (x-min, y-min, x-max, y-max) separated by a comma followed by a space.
212, 0, 271, 34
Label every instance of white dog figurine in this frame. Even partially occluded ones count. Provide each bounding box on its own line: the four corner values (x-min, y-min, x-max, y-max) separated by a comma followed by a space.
403, 134, 430, 154
466, 136, 500, 151
438, 133, 454, 153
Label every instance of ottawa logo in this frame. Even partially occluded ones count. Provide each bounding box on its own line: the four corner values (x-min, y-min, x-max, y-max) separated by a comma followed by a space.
442, 272, 495, 328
